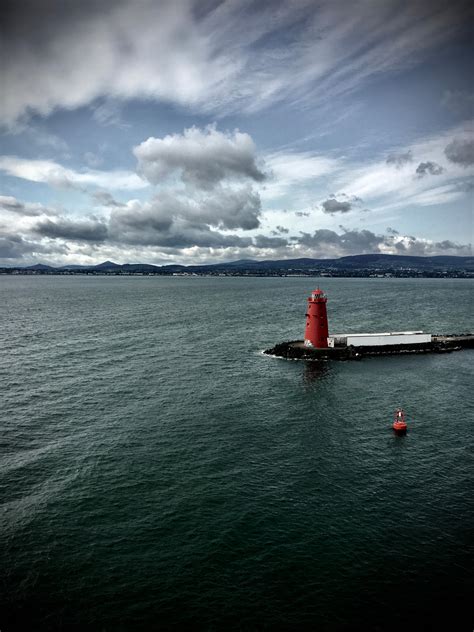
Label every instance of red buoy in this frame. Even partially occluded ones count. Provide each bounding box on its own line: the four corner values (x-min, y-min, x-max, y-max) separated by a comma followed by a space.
393, 408, 408, 434
304, 288, 329, 348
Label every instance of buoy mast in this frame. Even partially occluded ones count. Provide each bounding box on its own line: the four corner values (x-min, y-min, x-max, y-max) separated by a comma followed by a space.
393, 408, 408, 434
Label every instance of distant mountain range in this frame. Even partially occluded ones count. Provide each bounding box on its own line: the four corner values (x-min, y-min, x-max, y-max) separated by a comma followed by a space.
15, 254, 474, 274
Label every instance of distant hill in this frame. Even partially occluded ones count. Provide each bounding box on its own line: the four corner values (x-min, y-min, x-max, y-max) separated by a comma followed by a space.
7, 254, 473, 275
91, 260, 122, 270
334, 254, 474, 269
25, 263, 56, 271
183, 254, 474, 272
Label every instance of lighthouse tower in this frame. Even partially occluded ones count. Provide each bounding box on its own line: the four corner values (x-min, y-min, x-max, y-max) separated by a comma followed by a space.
304, 288, 329, 348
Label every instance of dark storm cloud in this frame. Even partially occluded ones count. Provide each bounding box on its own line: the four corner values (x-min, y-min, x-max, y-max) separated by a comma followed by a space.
386, 150, 413, 167
415, 161, 444, 177
444, 139, 474, 166
134, 126, 266, 189
35, 217, 108, 243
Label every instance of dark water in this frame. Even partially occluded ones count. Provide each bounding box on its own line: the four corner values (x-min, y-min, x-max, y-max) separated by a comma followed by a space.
1, 276, 472, 631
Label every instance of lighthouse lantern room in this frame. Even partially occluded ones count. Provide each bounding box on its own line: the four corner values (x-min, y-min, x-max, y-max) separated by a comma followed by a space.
304, 288, 329, 348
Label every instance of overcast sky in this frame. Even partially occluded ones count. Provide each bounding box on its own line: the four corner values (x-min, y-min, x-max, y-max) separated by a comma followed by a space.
1, 0, 473, 266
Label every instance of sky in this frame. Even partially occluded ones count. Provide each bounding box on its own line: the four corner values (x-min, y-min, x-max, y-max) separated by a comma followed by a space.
0, 0, 473, 266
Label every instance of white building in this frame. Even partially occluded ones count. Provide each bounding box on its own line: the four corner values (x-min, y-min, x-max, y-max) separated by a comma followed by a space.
328, 331, 432, 347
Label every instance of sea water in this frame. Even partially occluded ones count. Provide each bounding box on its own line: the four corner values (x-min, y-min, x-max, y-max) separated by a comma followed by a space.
1, 276, 472, 630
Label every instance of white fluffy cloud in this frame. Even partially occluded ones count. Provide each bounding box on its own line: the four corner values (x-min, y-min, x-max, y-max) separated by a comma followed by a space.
134, 125, 265, 188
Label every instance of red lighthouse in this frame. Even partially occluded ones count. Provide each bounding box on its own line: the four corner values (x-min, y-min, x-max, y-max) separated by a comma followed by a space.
304, 288, 329, 348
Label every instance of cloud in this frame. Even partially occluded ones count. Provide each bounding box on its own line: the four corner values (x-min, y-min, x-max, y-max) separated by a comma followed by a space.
0, 230, 66, 259
1, 0, 470, 125
321, 194, 363, 214
92, 100, 128, 128
334, 125, 473, 210
407, 183, 464, 206
253, 235, 288, 249
444, 138, 474, 166
107, 186, 261, 248
321, 198, 352, 214
109, 209, 252, 250
6, 123, 69, 153
34, 217, 108, 243
84, 152, 104, 168
386, 150, 413, 167
0, 195, 56, 216
0, 0, 224, 125
415, 161, 444, 177
0, 234, 37, 259
0, 156, 147, 190
261, 150, 339, 200
3, 185, 261, 254
435, 239, 470, 251
92, 191, 125, 208
297, 228, 382, 253
134, 125, 266, 189
456, 179, 474, 192
4, 215, 471, 265
292, 227, 470, 257
441, 90, 474, 116
391, 235, 471, 256
198, 186, 261, 230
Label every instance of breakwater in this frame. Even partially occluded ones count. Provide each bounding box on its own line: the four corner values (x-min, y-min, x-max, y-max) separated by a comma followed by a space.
264, 334, 474, 361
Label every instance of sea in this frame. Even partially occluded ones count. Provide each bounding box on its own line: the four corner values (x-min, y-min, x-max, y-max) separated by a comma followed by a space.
1, 276, 472, 631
